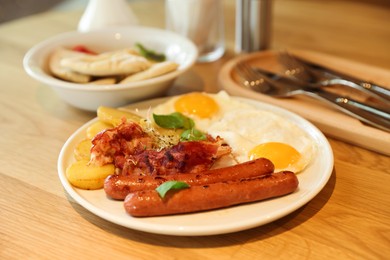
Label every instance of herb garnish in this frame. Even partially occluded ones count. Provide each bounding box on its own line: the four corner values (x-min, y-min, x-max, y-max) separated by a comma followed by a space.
156, 181, 190, 198
180, 128, 207, 141
153, 112, 206, 141
135, 43, 166, 62
153, 112, 194, 129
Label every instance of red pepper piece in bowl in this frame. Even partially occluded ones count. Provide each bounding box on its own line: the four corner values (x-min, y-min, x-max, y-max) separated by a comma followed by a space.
72, 45, 97, 55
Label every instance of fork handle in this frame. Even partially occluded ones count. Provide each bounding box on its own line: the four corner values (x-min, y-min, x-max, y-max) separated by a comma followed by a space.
306, 89, 390, 132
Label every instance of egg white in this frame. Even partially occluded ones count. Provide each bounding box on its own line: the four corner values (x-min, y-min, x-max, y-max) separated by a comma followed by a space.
207, 106, 316, 172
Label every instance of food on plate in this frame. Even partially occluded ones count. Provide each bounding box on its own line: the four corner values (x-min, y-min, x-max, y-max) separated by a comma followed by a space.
97, 106, 143, 126
89, 120, 153, 167
153, 91, 316, 172
86, 121, 112, 139
155, 181, 189, 198
65, 91, 314, 215
66, 106, 229, 189
48, 43, 179, 84
66, 107, 145, 189
73, 138, 92, 161
104, 157, 275, 199
119, 137, 231, 175
90, 120, 230, 174
66, 160, 115, 190
152, 92, 224, 131
248, 142, 303, 172
124, 171, 299, 217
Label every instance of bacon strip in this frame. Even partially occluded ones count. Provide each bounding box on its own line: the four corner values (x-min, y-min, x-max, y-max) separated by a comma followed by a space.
121, 137, 231, 176
90, 121, 154, 167
89, 121, 232, 175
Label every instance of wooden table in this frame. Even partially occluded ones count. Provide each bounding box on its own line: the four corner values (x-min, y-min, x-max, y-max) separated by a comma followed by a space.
1, 0, 389, 258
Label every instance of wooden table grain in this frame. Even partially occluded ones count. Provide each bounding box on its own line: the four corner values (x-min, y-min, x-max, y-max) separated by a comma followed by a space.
1, 0, 389, 259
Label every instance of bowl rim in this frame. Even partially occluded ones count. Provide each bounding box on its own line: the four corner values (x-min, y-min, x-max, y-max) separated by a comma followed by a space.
23, 26, 198, 92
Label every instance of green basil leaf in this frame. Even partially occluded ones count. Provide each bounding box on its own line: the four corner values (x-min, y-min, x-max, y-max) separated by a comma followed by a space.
180, 128, 207, 141
153, 112, 185, 129
153, 112, 195, 130
156, 181, 190, 198
183, 117, 195, 129
135, 43, 166, 62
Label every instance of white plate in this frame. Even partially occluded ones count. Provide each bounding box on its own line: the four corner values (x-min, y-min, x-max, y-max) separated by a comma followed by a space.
58, 96, 334, 236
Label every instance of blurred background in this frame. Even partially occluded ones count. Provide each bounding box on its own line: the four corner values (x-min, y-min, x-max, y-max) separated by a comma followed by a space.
0, 0, 87, 23
1, 0, 389, 70
1, 0, 389, 24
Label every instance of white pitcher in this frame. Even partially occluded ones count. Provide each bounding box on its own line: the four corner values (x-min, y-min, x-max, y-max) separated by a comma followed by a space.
78, 0, 138, 32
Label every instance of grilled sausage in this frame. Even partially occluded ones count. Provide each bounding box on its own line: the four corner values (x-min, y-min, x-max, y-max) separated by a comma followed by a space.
124, 171, 299, 217
104, 158, 274, 200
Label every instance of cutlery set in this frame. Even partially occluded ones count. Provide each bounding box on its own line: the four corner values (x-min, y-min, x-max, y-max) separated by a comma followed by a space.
235, 52, 390, 132
279, 52, 390, 102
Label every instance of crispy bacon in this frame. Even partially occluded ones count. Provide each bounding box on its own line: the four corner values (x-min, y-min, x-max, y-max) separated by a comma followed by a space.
90, 121, 154, 166
121, 137, 231, 176
89, 120, 232, 175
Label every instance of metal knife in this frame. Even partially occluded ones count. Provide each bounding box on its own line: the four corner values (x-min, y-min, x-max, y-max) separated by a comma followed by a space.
294, 56, 390, 102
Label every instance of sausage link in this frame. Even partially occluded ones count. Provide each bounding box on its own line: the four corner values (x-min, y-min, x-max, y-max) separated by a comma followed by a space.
124, 171, 298, 217
104, 158, 274, 200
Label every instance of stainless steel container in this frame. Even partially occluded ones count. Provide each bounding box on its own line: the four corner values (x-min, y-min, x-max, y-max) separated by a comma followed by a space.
235, 0, 273, 53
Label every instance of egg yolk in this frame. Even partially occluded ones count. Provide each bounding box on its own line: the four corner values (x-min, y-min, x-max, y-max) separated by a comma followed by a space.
249, 142, 301, 170
174, 92, 219, 118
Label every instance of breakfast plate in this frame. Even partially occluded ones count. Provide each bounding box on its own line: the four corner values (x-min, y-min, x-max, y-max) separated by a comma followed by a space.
58, 95, 334, 236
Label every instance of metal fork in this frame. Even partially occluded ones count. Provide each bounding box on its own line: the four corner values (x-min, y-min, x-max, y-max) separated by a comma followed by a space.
278, 51, 390, 103
235, 61, 390, 132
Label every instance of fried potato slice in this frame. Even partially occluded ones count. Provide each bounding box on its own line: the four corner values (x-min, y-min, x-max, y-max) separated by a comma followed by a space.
66, 160, 115, 190
74, 138, 92, 161
86, 121, 113, 139
97, 106, 143, 126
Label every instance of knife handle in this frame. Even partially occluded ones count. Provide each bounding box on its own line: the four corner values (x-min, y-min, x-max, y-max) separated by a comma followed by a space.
297, 57, 390, 102
306, 88, 390, 132
360, 82, 390, 102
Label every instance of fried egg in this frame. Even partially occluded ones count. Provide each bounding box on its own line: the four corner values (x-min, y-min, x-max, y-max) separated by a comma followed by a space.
153, 91, 316, 173
207, 104, 315, 173
152, 91, 252, 131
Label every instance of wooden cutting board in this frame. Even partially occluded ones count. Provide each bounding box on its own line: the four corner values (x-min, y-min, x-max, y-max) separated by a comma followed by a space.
218, 50, 390, 156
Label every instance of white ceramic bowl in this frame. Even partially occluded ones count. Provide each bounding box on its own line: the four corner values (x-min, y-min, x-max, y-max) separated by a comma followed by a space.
23, 26, 198, 111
